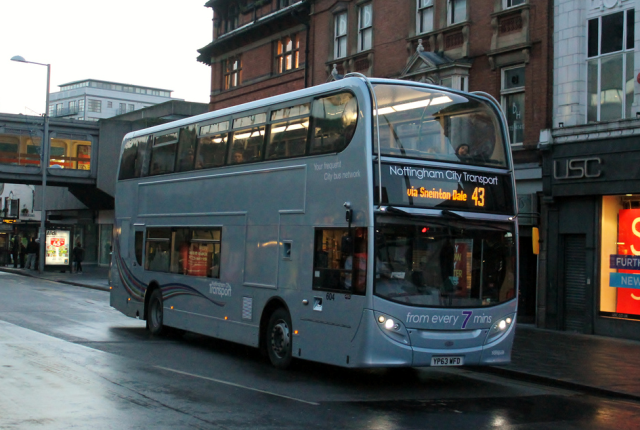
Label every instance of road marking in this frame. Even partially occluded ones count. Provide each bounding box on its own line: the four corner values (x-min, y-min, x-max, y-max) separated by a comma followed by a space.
155, 366, 320, 406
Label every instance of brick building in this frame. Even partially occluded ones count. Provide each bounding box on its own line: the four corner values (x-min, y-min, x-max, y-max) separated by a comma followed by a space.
197, 0, 553, 322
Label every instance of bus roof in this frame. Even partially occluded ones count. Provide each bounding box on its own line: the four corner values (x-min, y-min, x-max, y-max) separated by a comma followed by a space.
119, 77, 497, 143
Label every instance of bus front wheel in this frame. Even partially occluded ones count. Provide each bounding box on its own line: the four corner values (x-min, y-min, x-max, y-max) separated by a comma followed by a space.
267, 308, 293, 369
147, 289, 168, 336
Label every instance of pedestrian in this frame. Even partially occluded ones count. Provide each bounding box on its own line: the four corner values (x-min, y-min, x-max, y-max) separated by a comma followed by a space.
19, 239, 26, 268
72, 240, 85, 274
25, 237, 38, 270
11, 236, 19, 268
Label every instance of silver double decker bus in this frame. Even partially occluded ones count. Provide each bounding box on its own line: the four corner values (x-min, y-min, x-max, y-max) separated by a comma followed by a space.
110, 76, 518, 369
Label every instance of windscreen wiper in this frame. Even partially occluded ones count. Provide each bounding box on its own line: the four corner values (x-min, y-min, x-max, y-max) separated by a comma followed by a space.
441, 209, 465, 219
382, 206, 409, 215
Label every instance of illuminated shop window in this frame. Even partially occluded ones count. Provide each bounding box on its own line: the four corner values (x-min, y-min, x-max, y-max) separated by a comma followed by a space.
600, 196, 640, 321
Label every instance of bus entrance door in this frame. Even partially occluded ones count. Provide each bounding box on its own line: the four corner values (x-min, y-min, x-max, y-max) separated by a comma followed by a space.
299, 290, 365, 366
131, 224, 145, 278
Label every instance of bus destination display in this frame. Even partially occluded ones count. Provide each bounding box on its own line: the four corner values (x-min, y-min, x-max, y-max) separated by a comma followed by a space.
375, 163, 513, 213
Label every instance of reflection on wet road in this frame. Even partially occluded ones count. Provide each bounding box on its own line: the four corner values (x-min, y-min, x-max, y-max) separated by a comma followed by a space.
1, 273, 640, 429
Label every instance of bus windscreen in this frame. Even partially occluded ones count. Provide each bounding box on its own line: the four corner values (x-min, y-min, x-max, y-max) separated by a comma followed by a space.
374, 217, 516, 308
373, 84, 507, 168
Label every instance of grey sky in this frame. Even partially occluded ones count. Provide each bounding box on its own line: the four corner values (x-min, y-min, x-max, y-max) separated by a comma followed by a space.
0, 0, 213, 115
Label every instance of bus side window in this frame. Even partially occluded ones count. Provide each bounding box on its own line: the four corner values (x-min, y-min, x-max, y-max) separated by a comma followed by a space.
228, 126, 265, 164
170, 228, 190, 274
191, 228, 222, 278
149, 132, 178, 176
176, 125, 198, 172
266, 103, 310, 160
118, 136, 150, 179
229, 113, 267, 165
309, 92, 358, 155
196, 121, 230, 170
135, 136, 150, 177
145, 228, 171, 272
312, 228, 366, 294
196, 133, 228, 169
118, 138, 139, 180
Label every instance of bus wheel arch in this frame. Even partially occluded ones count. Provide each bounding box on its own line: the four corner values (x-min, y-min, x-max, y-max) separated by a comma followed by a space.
260, 298, 293, 368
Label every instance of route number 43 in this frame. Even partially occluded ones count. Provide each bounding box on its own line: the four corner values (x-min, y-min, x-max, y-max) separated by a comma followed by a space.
472, 187, 485, 207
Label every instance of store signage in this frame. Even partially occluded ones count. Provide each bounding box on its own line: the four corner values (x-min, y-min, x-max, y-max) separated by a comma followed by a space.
611, 209, 640, 314
610, 255, 640, 269
2, 219, 17, 224
553, 157, 602, 180
610, 272, 640, 288
375, 163, 513, 214
45, 229, 70, 266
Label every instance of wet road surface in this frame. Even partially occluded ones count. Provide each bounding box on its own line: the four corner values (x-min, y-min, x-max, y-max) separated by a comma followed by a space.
1, 272, 640, 429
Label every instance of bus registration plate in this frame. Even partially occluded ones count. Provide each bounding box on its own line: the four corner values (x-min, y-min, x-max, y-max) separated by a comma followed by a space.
431, 356, 464, 366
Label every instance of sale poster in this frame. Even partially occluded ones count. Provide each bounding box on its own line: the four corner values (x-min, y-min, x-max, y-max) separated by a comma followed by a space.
615, 209, 640, 315
188, 243, 210, 277
46, 230, 70, 266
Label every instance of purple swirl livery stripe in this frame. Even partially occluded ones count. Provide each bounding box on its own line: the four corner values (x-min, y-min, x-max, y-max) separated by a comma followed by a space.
113, 237, 226, 308
160, 283, 227, 307
113, 239, 146, 302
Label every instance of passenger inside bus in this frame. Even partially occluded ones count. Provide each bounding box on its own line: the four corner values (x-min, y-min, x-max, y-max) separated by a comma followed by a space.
233, 151, 244, 163
456, 144, 470, 158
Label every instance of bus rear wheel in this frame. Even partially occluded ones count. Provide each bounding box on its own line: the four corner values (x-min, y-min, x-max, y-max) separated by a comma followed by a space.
267, 308, 293, 369
147, 289, 168, 336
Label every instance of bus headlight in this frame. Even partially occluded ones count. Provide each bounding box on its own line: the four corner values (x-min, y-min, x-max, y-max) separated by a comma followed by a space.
384, 318, 397, 330
484, 314, 515, 345
374, 311, 410, 345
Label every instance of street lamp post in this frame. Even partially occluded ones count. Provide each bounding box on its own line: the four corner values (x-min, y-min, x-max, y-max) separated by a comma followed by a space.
11, 55, 50, 274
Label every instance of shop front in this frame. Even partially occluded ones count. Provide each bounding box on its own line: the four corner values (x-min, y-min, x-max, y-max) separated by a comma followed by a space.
542, 125, 640, 340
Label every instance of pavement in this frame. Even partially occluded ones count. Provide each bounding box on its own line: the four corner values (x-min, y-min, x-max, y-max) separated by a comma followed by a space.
2, 264, 640, 401
0, 263, 110, 291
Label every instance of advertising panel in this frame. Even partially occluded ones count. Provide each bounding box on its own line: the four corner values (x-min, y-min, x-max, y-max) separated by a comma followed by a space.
46, 229, 70, 266
188, 243, 210, 277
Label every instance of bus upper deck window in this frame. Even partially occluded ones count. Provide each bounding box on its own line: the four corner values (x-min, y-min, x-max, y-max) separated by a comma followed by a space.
196, 134, 228, 169
119, 136, 150, 180
372, 84, 506, 168
229, 113, 267, 165
118, 138, 139, 180
229, 126, 265, 164
149, 132, 178, 176
309, 92, 358, 154
266, 103, 311, 160
176, 126, 198, 172
196, 121, 230, 170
